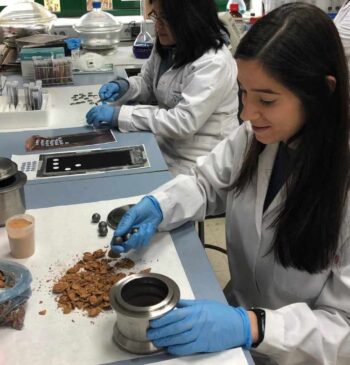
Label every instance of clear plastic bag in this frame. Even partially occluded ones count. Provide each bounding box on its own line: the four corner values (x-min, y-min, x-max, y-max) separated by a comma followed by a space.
0, 260, 32, 330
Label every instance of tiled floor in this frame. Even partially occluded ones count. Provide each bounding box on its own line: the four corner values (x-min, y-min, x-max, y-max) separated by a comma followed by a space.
200, 217, 230, 289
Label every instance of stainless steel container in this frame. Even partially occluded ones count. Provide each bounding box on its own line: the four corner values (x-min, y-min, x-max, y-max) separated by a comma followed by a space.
0, 157, 27, 227
110, 273, 180, 354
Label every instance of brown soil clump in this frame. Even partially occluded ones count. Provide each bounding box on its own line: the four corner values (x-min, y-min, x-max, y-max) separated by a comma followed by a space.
0, 303, 26, 330
52, 249, 150, 317
0, 270, 6, 288
115, 258, 135, 270
0, 270, 27, 330
107, 249, 120, 259
0, 270, 14, 289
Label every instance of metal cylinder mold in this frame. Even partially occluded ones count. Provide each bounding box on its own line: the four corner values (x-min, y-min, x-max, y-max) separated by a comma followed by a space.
0, 157, 27, 227
109, 273, 180, 354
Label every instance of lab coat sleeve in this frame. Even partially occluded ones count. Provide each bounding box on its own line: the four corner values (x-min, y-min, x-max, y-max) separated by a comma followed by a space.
117, 50, 238, 139
334, 3, 350, 77
151, 124, 250, 231
116, 49, 157, 105
257, 232, 350, 364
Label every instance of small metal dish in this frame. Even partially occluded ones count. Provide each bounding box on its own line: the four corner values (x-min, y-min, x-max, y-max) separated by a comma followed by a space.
109, 273, 180, 354
107, 205, 135, 230
0, 158, 27, 226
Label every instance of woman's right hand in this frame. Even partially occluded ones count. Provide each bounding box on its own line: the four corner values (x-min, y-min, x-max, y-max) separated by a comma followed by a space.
110, 196, 163, 253
99, 82, 121, 102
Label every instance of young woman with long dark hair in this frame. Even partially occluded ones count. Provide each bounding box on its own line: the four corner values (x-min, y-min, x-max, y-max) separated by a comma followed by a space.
108, 3, 350, 364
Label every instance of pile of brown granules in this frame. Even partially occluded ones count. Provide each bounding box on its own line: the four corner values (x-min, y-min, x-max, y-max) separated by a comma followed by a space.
52, 249, 150, 317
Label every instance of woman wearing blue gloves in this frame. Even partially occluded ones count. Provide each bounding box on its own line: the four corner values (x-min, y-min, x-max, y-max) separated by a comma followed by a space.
86, 0, 240, 175
335, 0, 350, 83
111, 4, 350, 364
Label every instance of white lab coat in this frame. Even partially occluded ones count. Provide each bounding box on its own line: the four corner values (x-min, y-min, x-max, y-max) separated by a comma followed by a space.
335, 1, 350, 79
116, 45, 240, 175
151, 123, 350, 365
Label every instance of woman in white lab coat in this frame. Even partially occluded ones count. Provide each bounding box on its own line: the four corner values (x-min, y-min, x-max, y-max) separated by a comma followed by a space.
86, 0, 240, 175
335, 1, 350, 81
109, 3, 350, 364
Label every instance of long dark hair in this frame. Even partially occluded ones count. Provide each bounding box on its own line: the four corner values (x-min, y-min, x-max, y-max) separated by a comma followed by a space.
149, 0, 228, 68
234, 3, 350, 273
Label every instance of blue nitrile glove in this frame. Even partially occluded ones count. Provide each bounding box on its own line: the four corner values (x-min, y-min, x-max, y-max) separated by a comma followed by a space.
64, 38, 81, 50
99, 79, 129, 102
147, 299, 252, 356
86, 104, 118, 128
110, 196, 163, 254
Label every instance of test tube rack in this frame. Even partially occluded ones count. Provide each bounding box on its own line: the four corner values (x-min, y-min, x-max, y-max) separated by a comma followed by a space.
0, 93, 50, 130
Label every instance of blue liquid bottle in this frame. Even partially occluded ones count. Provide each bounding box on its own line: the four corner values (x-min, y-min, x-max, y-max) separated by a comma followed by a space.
133, 33, 153, 59
133, 0, 153, 59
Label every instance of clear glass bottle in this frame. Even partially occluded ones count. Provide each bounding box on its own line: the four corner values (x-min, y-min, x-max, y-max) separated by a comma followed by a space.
133, 0, 153, 59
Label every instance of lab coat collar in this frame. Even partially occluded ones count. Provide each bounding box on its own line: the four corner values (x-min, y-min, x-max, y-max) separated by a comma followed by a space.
334, 1, 350, 23
255, 143, 279, 239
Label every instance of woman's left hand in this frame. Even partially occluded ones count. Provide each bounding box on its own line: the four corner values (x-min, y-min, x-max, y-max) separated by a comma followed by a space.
147, 299, 252, 355
86, 104, 117, 128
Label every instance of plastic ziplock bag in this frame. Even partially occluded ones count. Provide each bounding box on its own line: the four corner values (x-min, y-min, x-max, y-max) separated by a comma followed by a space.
0, 260, 32, 330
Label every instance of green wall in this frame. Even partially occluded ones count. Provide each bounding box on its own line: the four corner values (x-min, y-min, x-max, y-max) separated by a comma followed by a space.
0, 0, 228, 17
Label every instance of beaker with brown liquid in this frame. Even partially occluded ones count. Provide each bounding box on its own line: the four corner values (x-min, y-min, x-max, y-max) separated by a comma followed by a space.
5, 214, 35, 259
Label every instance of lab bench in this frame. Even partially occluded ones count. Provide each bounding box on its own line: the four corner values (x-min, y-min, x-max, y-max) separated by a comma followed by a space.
0, 64, 137, 132
1, 43, 143, 86
0, 127, 168, 177
0, 74, 254, 364
0, 43, 145, 131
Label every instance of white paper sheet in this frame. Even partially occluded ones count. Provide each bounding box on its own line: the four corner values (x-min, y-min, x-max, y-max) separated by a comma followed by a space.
148, 348, 248, 365
47, 84, 116, 129
0, 196, 194, 365
43, 84, 101, 129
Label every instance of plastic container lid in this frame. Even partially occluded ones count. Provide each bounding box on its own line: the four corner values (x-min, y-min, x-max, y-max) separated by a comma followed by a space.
73, 6, 122, 34
0, 260, 32, 304
92, 1, 102, 9
0, 0, 56, 27
0, 157, 18, 181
